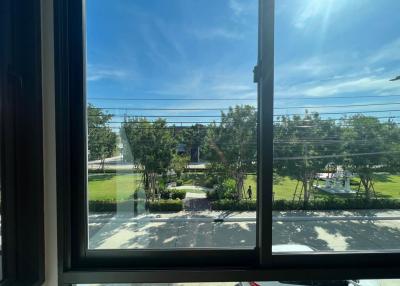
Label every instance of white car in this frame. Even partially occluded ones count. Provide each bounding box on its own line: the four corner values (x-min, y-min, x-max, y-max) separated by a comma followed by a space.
238, 244, 380, 286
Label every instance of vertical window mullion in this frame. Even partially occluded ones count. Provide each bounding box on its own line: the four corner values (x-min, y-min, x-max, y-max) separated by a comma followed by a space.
258, 0, 275, 267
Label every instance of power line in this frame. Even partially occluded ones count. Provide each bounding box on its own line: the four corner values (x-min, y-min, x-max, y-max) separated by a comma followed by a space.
274, 109, 400, 117
88, 94, 400, 102
274, 151, 400, 161
89, 102, 400, 111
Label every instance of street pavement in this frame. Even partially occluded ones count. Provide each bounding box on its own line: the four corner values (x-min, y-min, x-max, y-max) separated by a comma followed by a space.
88, 210, 400, 251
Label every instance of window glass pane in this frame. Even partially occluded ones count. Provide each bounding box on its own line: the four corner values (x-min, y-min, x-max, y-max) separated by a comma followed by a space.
86, 0, 258, 249
273, 0, 400, 253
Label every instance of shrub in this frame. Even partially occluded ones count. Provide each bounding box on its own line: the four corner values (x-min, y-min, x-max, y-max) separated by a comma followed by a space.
176, 179, 183, 186
203, 176, 218, 188
146, 200, 183, 212
210, 199, 257, 211
272, 198, 400, 211
206, 189, 219, 201
159, 189, 171, 200
212, 178, 237, 200
171, 189, 186, 200
89, 199, 142, 212
210, 198, 400, 211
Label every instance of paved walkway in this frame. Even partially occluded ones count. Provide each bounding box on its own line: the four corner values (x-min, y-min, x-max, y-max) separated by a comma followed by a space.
88, 210, 400, 251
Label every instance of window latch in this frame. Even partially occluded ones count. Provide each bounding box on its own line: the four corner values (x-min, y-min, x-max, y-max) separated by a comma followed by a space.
253, 64, 261, 83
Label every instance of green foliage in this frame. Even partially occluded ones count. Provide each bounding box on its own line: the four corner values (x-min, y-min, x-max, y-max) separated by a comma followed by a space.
87, 104, 117, 170
274, 112, 340, 202
203, 175, 218, 188
340, 115, 400, 198
210, 198, 400, 211
210, 199, 257, 211
273, 198, 400, 211
178, 124, 207, 161
159, 189, 171, 200
171, 189, 186, 200
146, 200, 183, 212
171, 154, 190, 179
207, 178, 237, 200
121, 118, 176, 196
204, 105, 257, 199
89, 199, 140, 212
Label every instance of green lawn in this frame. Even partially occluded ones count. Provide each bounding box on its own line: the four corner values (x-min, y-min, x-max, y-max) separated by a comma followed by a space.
88, 173, 142, 201
88, 172, 400, 202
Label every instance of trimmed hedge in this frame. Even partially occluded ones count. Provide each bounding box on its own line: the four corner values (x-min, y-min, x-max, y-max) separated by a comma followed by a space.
146, 200, 183, 212
211, 200, 257, 211
89, 199, 138, 212
171, 189, 186, 200
159, 189, 187, 200
210, 198, 400, 211
89, 199, 183, 212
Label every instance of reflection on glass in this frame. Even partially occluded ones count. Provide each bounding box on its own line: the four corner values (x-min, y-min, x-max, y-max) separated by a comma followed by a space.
86, 0, 258, 249
273, 0, 400, 252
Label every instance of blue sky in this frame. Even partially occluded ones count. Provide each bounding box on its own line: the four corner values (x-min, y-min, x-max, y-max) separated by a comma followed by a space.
86, 0, 400, 126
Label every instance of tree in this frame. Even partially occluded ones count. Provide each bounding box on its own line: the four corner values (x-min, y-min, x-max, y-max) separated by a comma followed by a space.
87, 104, 117, 172
170, 154, 190, 179
179, 124, 207, 162
274, 112, 339, 202
340, 115, 400, 199
121, 118, 176, 200
204, 105, 257, 200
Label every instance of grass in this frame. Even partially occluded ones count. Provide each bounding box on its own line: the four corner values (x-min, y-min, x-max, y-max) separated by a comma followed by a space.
88, 173, 141, 201
88, 172, 400, 202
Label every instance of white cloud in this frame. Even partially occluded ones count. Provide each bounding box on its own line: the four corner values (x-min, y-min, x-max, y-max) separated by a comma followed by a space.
228, 0, 257, 18
229, 0, 245, 16
87, 65, 129, 81
276, 75, 400, 99
369, 38, 400, 64
191, 28, 243, 40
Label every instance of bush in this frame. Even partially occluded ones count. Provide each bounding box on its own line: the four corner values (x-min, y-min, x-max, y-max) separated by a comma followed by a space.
171, 189, 186, 200
206, 189, 219, 201
203, 176, 218, 188
89, 199, 142, 212
159, 189, 171, 200
272, 198, 400, 211
211, 199, 257, 211
176, 179, 183, 186
210, 198, 400, 211
146, 200, 183, 212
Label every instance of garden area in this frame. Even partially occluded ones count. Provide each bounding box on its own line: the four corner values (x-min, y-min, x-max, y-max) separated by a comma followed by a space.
88, 172, 400, 213
88, 105, 400, 213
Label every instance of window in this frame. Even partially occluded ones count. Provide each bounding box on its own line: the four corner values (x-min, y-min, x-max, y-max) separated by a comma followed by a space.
273, 0, 400, 253
55, 0, 400, 285
86, 0, 258, 250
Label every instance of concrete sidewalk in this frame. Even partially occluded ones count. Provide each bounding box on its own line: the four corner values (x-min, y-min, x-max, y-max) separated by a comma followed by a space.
88, 210, 400, 251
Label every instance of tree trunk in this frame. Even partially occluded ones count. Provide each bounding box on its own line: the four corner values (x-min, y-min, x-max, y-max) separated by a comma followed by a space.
303, 179, 309, 203
100, 158, 105, 173
143, 172, 149, 190
236, 172, 245, 200
361, 176, 371, 199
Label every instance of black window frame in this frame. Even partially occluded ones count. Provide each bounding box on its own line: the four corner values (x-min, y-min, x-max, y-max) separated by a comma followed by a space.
1, 0, 45, 285
55, 0, 400, 285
